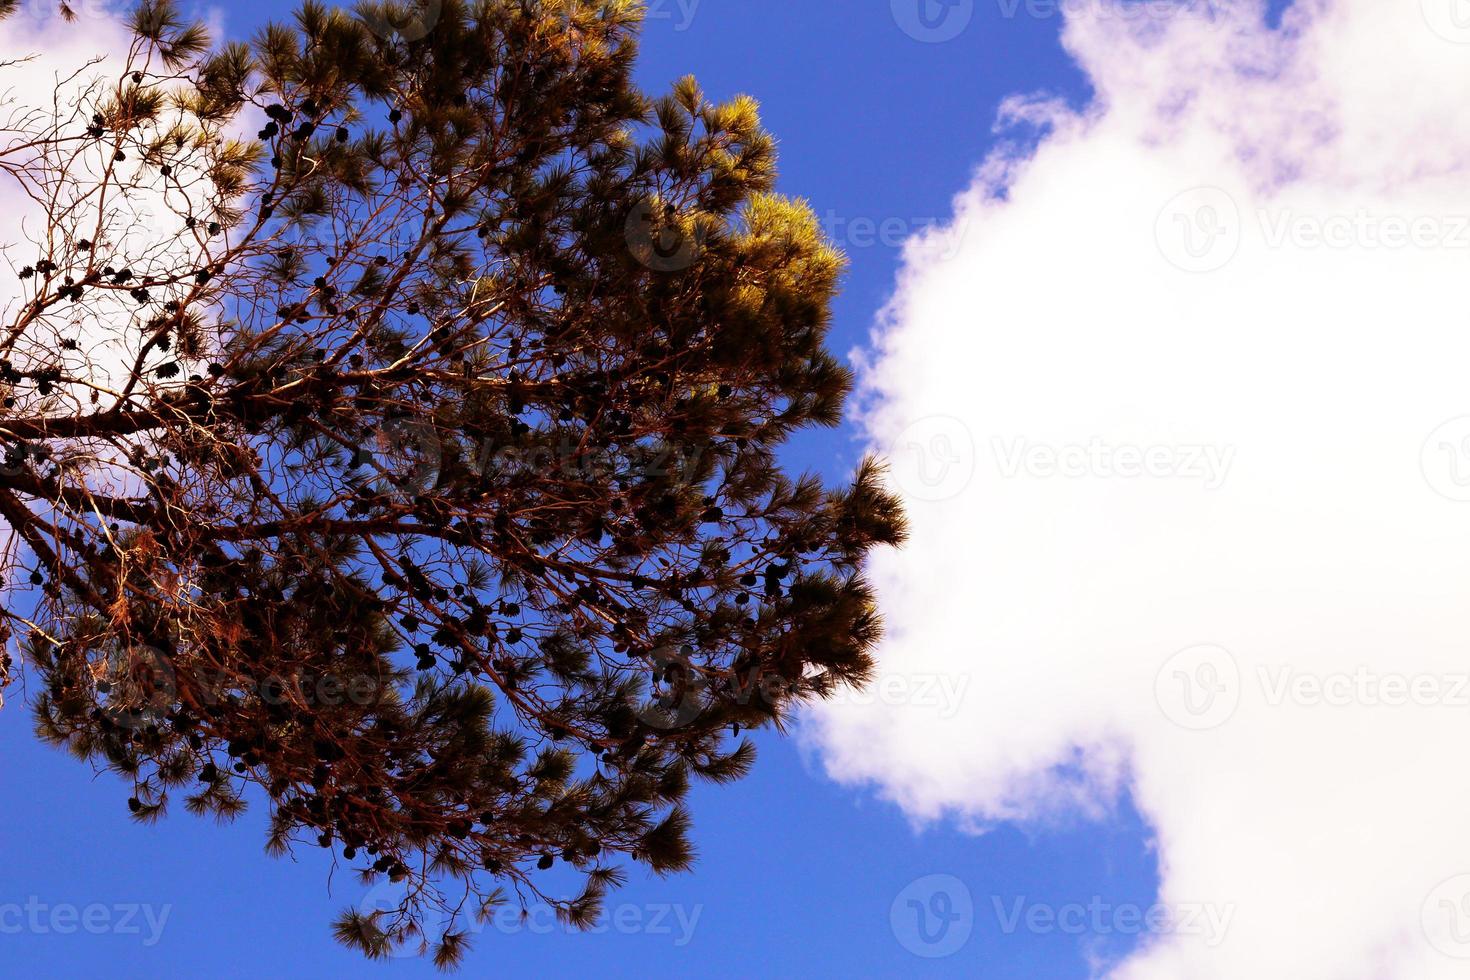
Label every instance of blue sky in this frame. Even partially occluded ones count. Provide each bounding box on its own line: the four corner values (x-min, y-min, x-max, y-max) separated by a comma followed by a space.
1, 1, 1338, 977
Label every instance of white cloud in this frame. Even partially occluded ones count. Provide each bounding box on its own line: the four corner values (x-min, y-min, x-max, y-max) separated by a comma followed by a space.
0, 4, 240, 698
2, 2, 237, 395
0, 1, 141, 690
808, 1, 1470, 976
2, 2, 143, 282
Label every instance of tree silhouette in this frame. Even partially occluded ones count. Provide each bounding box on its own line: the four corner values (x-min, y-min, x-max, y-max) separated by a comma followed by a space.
0, 0, 905, 965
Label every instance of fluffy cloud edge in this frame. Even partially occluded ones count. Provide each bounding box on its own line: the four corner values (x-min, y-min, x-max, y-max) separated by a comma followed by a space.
806, 2, 1470, 977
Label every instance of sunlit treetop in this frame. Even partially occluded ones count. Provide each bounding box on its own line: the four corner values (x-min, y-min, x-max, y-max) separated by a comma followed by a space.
0, 0, 906, 966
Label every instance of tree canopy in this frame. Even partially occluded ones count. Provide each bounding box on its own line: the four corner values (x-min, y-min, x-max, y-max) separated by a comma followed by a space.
0, 0, 905, 965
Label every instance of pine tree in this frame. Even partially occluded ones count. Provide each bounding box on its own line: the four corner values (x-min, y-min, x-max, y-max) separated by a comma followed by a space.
0, 2, 76, 20
0, 0, 906, 965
